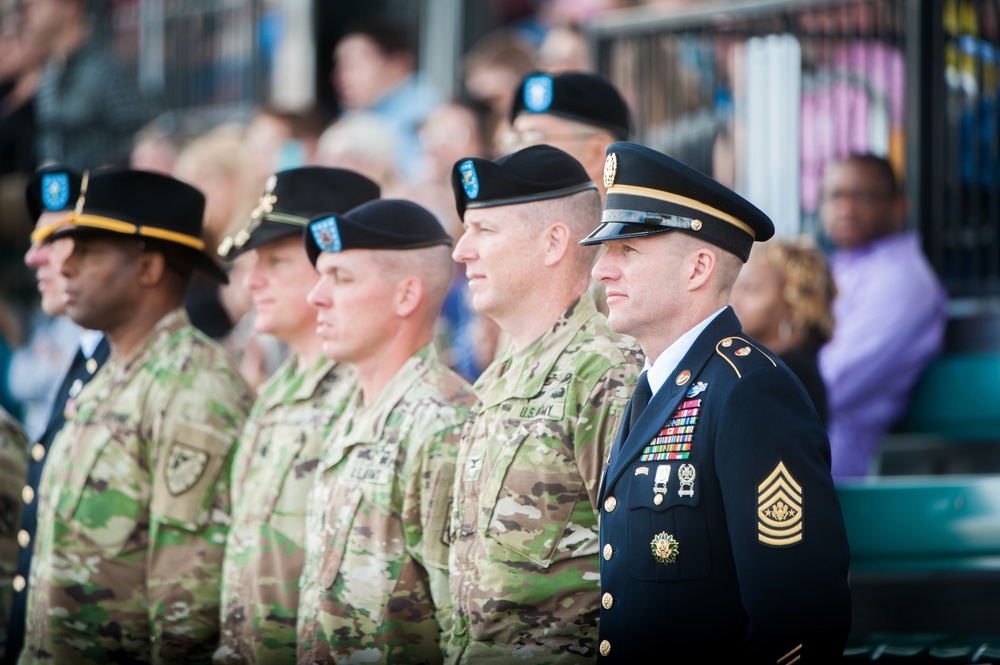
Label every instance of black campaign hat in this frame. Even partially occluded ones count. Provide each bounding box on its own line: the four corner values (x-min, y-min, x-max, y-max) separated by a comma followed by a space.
451, 144, 597, 220
580, 142, 774, 262
25, 164, 82, 223
511, 71, 631, 140
35, 168, 229, 282
218, 166, 381, 260
305, 199, 452, 266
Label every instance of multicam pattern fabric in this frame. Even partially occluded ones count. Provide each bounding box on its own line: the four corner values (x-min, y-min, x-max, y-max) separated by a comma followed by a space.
215, 355, 356, 664
23, 309, 251, 665
0, 407, 28, 656
447, 293, 642, 664
297, 346, 476, 665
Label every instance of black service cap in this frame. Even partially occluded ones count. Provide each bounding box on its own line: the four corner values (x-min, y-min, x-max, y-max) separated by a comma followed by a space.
580, 142, 774, 262
219, 166, 381, 259
35, 167, 229, 282
26, 164, 82, 223
511, 71, 631, 140
451, 144, 597, 220
305, 199, 452, 266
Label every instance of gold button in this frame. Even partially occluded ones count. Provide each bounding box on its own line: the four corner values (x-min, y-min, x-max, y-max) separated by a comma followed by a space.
603, 543, 613, 560
654, 494, 663, 505
12, 575, 25, 593
31, 443, 45, 462
602, 592, 614, 609
86, 358, 98, 374
604, 496, 617, 512
17, 530, 29, 548
599, 640, 611, 657
22, 486, 34, 504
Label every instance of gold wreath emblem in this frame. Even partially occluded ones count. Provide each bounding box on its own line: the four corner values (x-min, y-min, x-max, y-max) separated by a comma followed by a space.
650, 531, 679, 564
603, 152, 618, 189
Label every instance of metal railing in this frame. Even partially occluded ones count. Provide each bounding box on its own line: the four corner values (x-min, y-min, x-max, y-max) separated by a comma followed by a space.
588, 0, 1000, 299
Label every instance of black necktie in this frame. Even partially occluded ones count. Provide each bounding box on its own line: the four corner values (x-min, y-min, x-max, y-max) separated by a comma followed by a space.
628, 370, 652, 432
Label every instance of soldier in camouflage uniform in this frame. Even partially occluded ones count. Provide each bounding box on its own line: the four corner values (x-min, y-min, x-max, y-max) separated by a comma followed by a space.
0, 407, 28, 661
297, 199, 477, 664
446, 145, 643, 663
23, 169, 252, 664
212, 167, 380, 665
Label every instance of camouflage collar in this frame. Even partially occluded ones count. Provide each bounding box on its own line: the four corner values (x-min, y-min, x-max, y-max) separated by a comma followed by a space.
256, 354, 341, 412
476, 292, 598, 406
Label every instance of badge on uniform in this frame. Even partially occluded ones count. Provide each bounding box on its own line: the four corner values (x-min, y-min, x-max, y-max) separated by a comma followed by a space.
41, 173, 70, 211
686, 381, 707, 397
523, 74, 554, 112
310, 216, 342, 253
165, 442, 210, 496
459, 160, 480, 199
677, 463, 696, 498
652, 464, 670, 505
650, 531, 679, 564
757, 461, 803, 548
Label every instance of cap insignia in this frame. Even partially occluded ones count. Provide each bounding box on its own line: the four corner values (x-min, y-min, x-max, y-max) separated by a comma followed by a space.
604, 152, 618, 189
217, 235, 234, 257
459, 160, 480, 199
691, 219, 703, 231
310, 215, 342, 253
41, 173, 70, 211
74, 170, 89, 216
524, 74, 554, 113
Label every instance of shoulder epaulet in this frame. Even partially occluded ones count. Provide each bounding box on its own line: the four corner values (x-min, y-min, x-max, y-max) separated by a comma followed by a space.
714, 336, 776, 378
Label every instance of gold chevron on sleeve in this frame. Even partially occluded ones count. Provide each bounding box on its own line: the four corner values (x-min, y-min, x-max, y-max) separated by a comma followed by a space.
757, 461, 803, 547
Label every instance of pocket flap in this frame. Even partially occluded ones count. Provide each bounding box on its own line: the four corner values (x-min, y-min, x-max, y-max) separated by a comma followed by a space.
151, 422, 232, 531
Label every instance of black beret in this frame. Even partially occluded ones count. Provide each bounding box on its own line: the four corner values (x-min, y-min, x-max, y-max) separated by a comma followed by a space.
580, 142, 774, 262
305, 199, 452, 266
36, 168, 229, 283
25, 164, 82, 223
451, 144, 597, 220
219, 166, 380, 259
511, 71, 631, 140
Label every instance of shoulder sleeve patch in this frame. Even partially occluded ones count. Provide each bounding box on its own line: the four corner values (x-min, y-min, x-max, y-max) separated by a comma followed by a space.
715, 336, 777, 378
152, 422, 231, 531
757, 461, 803, 548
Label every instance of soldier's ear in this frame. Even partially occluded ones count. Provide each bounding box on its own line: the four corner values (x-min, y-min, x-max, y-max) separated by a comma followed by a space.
393, 274, 423, 318
135, 248, 167, 287
687, 247, 716, 292
542, 221, 571, 268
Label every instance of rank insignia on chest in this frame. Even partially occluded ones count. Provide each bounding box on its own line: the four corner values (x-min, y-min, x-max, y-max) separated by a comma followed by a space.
640, 399, 701, 461
757, 461, 803, 548
165, 442, 210, 495
651, 531, 679, 564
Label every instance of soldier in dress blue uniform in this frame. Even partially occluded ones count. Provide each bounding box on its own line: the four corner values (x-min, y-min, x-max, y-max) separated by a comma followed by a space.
581, 142, 852, 664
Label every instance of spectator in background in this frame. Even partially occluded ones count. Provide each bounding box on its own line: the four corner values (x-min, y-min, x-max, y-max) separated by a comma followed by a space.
174, 124, 249, 342
730, 237, 836, 426
536, 23, 594, 74
0, 8, 41, 176
313, 112, 417, 199
461, 28, 537, 145
417, 96, 503, 381
331, 18, 441, 182
24, 0, 152, 170
818, 153, 947, 477
129, 114, 190, 176
240, 107, 303, 203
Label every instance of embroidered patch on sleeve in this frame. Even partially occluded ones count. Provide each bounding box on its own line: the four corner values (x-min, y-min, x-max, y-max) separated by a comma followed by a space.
757, 461, 803, 547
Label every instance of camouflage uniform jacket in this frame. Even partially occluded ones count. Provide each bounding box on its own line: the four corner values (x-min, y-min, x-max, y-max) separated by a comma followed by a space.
0, 407, 28, 658
216, 354, 356, 664
447, 293, 642, 664
23, 309, 252, 665
297, 345, 476, 665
